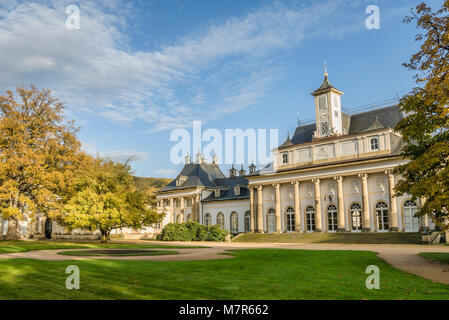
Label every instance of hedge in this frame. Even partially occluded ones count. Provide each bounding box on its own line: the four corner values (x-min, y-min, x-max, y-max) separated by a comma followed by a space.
157, 221, 230, 241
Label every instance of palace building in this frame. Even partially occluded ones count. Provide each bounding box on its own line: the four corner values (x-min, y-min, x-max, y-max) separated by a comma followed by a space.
156, 72, 434, 235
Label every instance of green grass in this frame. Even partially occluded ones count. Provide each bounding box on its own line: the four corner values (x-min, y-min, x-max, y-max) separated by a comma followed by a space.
0, 240, 205, 254
420, 252, 449, 264
0, 249, 447, 299
234, 232, 422, 244
57, 249, 178, 257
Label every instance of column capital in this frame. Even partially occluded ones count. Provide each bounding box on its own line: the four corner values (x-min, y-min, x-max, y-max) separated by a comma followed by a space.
291, 180, 301, 186
358, 172, 368, 179
257, 185, 263, 191
312, 178, 320, 184
272, 182, 280, 189
385, 170, 394, 176
333, 176, 343, 182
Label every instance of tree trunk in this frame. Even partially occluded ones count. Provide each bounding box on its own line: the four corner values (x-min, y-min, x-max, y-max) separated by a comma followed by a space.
100, 231, 110, 243
5, 219, 19, 240
0, 217, 4, 240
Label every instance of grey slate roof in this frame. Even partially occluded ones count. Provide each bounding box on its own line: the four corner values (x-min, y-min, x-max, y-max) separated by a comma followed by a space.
160, 163, 225, 191
202, 176, 250, 202
290, 105, 403, 146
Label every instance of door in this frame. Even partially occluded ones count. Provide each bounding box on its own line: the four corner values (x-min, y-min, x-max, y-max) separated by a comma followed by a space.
403, 200, 419, 232
44, 219, 52, 239
286, 207, 295, 232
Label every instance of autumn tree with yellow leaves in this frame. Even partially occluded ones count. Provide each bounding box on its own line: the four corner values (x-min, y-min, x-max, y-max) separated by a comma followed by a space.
0, 86, 90, 239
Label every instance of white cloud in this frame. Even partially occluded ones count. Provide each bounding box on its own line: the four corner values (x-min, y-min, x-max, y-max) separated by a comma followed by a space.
81, 141, 149, 162
0, 0, 388, 131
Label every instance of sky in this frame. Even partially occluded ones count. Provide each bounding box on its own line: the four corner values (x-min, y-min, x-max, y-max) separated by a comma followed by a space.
0, 0, 442, 178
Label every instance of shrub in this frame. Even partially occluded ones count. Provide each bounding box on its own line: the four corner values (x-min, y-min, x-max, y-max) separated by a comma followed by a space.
157, 222, 230, 241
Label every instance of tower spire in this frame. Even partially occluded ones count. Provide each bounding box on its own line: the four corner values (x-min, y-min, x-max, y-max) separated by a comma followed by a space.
324, 60, 328, 77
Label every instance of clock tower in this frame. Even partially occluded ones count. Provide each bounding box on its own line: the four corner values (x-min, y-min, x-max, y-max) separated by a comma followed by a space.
311, 70, 343, 138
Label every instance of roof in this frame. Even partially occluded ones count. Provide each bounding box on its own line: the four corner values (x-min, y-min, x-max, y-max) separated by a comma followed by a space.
160, 163, 225, 191
289, 105, 403, 147
312, 74, 342, 96
202, 176, 250, 202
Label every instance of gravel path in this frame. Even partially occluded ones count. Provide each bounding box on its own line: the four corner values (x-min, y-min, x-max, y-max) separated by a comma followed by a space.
0, 241, 448, 284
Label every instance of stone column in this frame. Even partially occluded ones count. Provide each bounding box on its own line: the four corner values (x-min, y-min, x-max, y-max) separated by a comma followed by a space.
386, 171, 399, 231
293, 181, 302, 232
312, 178, 322, 232
180, 197, 185, 223
169, 198, 174, 223
249, 187, 255, 233
194, 194, 201, 222
360, 173, 371, 231
274, 183, 282, 233
257, 185, 264, 233
335, 176, 346, 232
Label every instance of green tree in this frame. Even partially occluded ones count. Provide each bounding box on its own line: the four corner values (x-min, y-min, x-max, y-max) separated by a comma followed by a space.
64, 158, 163, 242
0, 86, 90, 239
394, 2, 449, 230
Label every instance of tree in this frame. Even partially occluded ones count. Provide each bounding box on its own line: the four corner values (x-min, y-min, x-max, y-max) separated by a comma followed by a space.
394, 2, 449, 230
64, 158, 163, 242
0, 86, 90, 239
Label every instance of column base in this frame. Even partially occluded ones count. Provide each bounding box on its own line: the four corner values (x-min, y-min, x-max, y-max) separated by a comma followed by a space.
275, 230, 282, 234
255, 230, 264, 234
315, 228, 322, 232
419, 227, 430, 232
295, 229, 303, 233
362, 228, 372, 232
337, 228, 346, 232
389, 227, 399, 232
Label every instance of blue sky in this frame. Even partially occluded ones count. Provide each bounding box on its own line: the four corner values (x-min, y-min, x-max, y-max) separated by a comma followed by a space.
0, 0, 441, 178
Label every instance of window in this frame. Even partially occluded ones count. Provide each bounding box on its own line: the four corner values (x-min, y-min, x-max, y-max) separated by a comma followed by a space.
305, 206, 316, 231
217, 213, 224, 229
175, 199, 180, 207
204, 213, 211, 226
215, 189, 220, 197
403, 200, 419, 232
286, 207, 295, 232
267, 208, 276, 233
319, 95, 327, 111
244, 211, 251, 232
350, 203, 362, 231
234, 186, 240, 196
370, 137, 379, 151
186, 198, 192, 207
230, 212, 238, 234
186, 214, 192, 222
376, 202, 389, 231
327, 205, 338, 231
282, 153, 288, 164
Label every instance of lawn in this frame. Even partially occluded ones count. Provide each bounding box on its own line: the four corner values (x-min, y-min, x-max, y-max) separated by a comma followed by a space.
420, 252, 449, 264
234, 232, 422, 244
0, 240, 204, 254
57, 249, 178, 257
0, 248, 448, 299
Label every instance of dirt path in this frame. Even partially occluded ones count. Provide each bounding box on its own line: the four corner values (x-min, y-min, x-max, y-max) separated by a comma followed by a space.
0, 241, 448, 284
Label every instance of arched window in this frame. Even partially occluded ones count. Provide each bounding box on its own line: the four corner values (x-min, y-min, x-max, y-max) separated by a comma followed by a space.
176, 214, 181, 223
376, 202, 389, 231
204, 213, 211, 226
305, 206, 316, 232
244, 211, 251, 232
327, 205, 338, 231
403, 200, 419, 232
350, 203, 362, 231
267, 208, 276, 233
286, 207, 295, 232
186, 214, 192, 222
217, 212, 224, 229
370, 137, 379, 150
230, 212, 238, 234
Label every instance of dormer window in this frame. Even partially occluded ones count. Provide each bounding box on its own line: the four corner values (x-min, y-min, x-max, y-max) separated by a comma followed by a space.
215, 189, 220, 197
176, 175, 187, 186
370, 137, 379, 151
234, 186, 240, 196
282, 153, 288, 164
